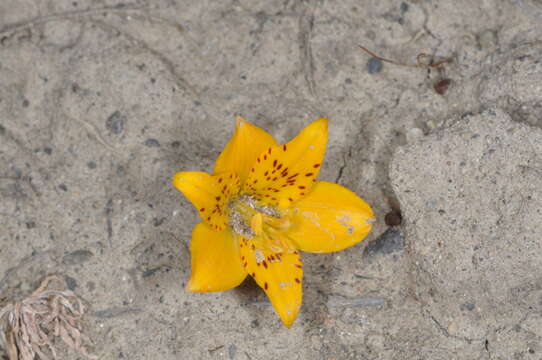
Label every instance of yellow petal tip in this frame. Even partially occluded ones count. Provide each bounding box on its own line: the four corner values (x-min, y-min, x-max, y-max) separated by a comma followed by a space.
235, 115, 247, 127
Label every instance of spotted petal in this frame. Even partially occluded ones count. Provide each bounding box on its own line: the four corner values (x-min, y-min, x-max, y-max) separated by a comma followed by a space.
243, 118, 328, 208
214, 116, 277, 183
238, 237, 303, 327
284, 181, 374, 253
188, 223, 247, 292
172, 171, 240, 230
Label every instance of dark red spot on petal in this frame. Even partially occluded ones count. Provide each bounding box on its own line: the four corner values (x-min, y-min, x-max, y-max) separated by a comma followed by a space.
305, 173, 314, 177
263, 261, 268, 268
298, 186, 306, 190
218, 178, 223, 183
295, 264, 302, 269
199, 208, 205, 212
295, 278, 300, 284
268, 148, 272, 155
300, 192, 305, 196
264, 171, 269, 176
313, 164, 320, 168
264, 282, 268, 290
257, 157, 261, 163
283, 144, 287, 151
288, 197, 293, 202
264, 154, 267, 160
273, 159, 277, 167
272, 177, 277, 181
277, 164, 283, 170
215, 196, 221, 201
252, 272, 256, 277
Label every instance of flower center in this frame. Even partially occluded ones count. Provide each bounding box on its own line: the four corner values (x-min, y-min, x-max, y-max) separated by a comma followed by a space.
228, 195, 293, 252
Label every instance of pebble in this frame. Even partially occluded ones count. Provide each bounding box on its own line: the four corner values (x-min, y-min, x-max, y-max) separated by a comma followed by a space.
105, 111, 125, 135
62, 249, 94, 265
367, 58, 383, 74
406, 127, 424, 143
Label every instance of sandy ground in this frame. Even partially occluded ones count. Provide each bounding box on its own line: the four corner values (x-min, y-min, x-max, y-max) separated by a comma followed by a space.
1, 0, 542, 359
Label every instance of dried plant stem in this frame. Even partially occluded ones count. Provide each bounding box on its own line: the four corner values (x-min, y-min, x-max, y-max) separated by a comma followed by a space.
0, 275, 97, 360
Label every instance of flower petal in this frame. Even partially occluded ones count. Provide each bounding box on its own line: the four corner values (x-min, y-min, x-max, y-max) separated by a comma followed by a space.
188, 223, 247, 292
284, 181, 374, 253
214, 116, 277, 182
243, 118, 328, 208
239, 237, 303, 327
173, 171, 240, 230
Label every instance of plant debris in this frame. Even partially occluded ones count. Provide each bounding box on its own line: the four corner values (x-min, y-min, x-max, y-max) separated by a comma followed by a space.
0, 275, 96, 360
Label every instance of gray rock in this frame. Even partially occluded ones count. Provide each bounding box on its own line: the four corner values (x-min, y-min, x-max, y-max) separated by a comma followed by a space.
480, 43, 542, 127
392, 109, 542, 355
62, 250, 94, 265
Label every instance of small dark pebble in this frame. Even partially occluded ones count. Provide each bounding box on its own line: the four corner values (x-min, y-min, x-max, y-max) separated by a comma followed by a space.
25, 221, 36, 229
228, 344, 237, 360
58, 184, 68, 192
65, 275, 78, 290
250, 319, 259, 328
367, 57, 383, 74
434, 78, 452, 95
87, 161, 97, 169
62, 249, 94, 265
43, 147, 53, 155
364, 228, 405, 257
116, 165, 126, 176
105, 111, 125, 135
385, 210, 402, 226
0, 124, 5, 135
144, 138, 160, 147
171, 140, 181, 148
193, 100, 202, 106
153, 217, 165, 227
460, 302, 475, 311
22, 99, 30, 108
400, 2, 409, 13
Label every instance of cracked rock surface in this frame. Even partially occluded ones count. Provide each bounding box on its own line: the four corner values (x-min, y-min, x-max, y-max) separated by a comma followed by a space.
1, 0, 542, 359
392, 109, 542, 358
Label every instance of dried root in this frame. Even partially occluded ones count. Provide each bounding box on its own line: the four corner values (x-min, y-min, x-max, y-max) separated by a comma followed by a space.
0, 275, 96, 360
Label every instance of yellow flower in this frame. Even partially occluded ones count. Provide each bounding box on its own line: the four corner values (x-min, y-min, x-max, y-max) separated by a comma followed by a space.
173, 117, 374, 327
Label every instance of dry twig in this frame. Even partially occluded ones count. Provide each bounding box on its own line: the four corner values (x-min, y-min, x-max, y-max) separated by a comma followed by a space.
0, 275, 96, 360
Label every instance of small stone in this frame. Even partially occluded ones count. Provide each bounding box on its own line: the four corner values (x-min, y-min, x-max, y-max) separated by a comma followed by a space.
58, 183, 68, 192
22, 99, 30, 107
65, 275, 78, 290
406, 127, 424, 143
434, 78, 452, 95
367, 58, 383, 74
105, 111, 125, 135
62, 249, 94, 265
87, 161, 97, 169
478, 30, 497, 50
25, 221, 36, 229
144, 138, 160, 147
400, 2, 409, 13
43, 147, 53, 155
364, 228, 405, 257
384, 210, 402, 226
228, 344, 237, 360
0, 124, 5, 136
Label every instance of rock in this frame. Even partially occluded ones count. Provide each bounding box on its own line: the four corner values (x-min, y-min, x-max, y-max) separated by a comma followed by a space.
391, 109, 542, 354
62, 250, 94, 265
480, 43, 542, 127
